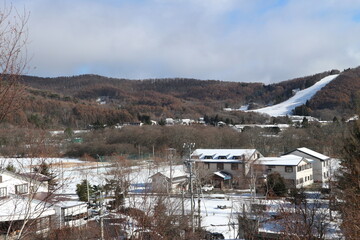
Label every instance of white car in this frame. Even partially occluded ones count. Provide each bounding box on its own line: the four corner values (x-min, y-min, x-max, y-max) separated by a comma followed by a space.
201, 184, 214, 192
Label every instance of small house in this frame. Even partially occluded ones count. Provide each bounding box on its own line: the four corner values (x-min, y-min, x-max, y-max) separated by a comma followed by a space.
150, 169, 188, 193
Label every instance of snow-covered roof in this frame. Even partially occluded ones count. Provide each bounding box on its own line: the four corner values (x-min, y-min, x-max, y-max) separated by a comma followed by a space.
293, 147, 330, 161
191, 149, 259, 161
234, 124, 290, 129
214, 171, 232, 180
150, 168, 188, 179
257, 155, 312, 166
0, 169, 46, 186
0, 194, 55, 221
54, 200, 87, 208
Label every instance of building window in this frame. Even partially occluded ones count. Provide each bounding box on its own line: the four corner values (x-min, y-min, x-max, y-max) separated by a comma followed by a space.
0, 175, 2, 183
285, 166, 293, 173
217, 163, 224, 170
231, 163, 238, 170
233, 156, 242, 160
204, 156, 213, 159
218, 156, 227, 159
205, 163, 210, 169
0, 187, 6, 197
15, 183, 28, 194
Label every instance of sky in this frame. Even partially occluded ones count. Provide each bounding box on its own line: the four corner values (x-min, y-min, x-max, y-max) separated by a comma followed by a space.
10, 0, 360, 83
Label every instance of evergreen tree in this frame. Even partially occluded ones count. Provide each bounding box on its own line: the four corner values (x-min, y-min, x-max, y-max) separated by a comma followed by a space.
266, 172, 287, 197
33, 161, 58, 189
158, 118, 166, 126
76, 179, 94, 202
6, 163, 16, 173
301, 117, 309, 128
337, 121, 360, 239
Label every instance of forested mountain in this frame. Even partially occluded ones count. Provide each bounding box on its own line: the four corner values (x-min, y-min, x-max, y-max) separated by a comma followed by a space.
6, 67, 359, 129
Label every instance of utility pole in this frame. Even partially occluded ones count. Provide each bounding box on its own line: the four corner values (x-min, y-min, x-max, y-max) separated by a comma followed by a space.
99, 191, 105, 240
86, 175, 90, 204
183, 142, 195, 232
167, 148, 176, 194
152, 144, 155, 159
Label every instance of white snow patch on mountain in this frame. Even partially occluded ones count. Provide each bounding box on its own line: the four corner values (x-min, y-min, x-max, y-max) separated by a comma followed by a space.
248, 74, 339, 116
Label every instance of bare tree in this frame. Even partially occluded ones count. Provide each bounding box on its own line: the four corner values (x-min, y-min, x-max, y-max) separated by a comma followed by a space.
0, 2, 29, 123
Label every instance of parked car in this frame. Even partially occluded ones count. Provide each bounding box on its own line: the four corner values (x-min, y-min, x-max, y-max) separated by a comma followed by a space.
205, 231, 225, 240
201, 184, 214, 192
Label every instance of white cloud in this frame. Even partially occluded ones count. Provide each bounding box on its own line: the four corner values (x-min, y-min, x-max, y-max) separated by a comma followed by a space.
12, 0, 360, 83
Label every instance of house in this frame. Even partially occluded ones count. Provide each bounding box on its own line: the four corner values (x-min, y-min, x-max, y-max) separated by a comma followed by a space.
150, 169, 188, 193
32, 193, 88, 229
181, 119, 192, 125
191, 149, 263, 189
284, 147, 332, 183
52, 197, 88, 228
165, 118, 174, 125
0, 170, 55, 236
233, 124, 290, 133
255, 155, 314, 188
0, 169, 89, 237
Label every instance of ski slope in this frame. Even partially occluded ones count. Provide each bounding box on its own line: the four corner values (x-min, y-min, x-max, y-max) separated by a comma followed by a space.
248, 74, 339, 116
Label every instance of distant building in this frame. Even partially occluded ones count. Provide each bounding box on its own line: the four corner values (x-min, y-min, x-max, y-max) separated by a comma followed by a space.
165, 118, 174, 125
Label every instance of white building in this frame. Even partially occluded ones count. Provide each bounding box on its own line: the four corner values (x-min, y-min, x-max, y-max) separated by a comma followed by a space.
256, 155, 314, 188
0, 169, 88, 237
32, 193, 88, 229
191, 149, 263, 189
0, 170, 55, 236
52, 198, 88, 228
285, 147, 332, 183
165, 118, 174, 125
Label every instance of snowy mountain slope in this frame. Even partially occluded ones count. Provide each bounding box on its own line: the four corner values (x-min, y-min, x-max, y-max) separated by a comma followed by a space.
248, 74, 339, 116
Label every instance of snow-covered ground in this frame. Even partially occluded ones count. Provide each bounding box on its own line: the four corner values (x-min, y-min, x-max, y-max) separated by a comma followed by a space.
1, 158, 342, 239
248, 74, 339, 116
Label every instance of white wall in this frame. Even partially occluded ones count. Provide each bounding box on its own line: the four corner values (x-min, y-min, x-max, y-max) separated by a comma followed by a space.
290, 150, 329, 182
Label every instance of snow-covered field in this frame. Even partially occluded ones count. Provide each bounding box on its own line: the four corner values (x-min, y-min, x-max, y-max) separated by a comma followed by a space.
248, 74, 339, 116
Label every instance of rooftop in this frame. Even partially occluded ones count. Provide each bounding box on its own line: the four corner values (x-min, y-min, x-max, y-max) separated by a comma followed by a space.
191, 149, 259, 160
295, 147, 330, 161
257, 154, 312, 166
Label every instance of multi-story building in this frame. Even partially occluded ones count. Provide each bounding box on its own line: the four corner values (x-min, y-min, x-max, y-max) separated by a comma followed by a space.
191, 149, 263, 189
285, 147, 333, 183
255, 155, 314, 188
